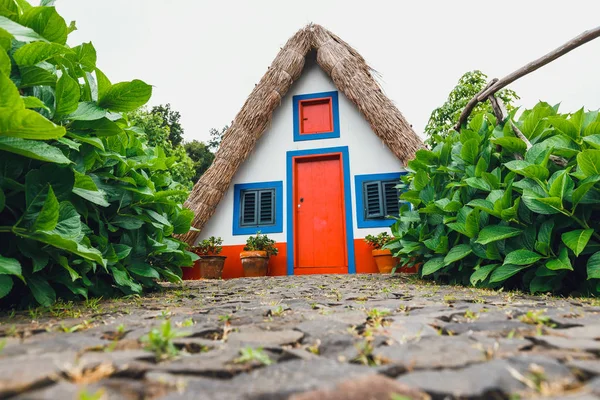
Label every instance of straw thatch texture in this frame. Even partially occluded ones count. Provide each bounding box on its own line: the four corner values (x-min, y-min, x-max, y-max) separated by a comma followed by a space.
180, 24, 423, 245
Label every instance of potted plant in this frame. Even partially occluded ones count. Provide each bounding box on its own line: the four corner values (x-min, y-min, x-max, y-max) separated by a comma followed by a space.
364, 232, 396, 274
240, 232, 278, 277
186, 237, 226, 280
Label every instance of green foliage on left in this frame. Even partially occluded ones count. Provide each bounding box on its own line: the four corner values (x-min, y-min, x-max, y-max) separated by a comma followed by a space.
0, 1, 197, 306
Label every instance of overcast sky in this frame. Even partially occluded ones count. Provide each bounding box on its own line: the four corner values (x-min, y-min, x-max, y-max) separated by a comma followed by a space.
57, 0, 600, 143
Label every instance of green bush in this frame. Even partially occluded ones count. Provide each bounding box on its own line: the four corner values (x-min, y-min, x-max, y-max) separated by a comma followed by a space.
0, 1, 197, 306
389, 102, 600, 295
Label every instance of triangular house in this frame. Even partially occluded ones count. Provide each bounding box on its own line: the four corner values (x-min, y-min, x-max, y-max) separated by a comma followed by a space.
182, 24, 423, 278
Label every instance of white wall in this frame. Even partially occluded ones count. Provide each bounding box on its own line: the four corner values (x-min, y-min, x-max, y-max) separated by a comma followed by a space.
198, 52, 404, 245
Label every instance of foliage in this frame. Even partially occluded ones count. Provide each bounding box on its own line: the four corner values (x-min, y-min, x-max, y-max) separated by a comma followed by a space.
127, 107, 195, 189
244, 232, 279, 256
364, 232, 393, 250
150, 104, 184, 147
0, 0, 197, 307
184, 140, 214, 183
141, 319, 190, 361
192, 236, 223, 256
208, 125, 228, 152
388, 102, 600, 296
234, 346, 272, 365
425, 71, 520, 145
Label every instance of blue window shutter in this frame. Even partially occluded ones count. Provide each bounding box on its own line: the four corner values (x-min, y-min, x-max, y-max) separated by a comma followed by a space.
364, 181, 383, 219
240, 190, 258, 226
383, 181, 400, 217
258, 189, 275, 225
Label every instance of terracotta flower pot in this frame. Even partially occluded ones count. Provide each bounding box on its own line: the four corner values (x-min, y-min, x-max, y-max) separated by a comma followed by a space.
372, 249, 395, 274
240, 251, 269, 277
198, 255, 226, 279
183, 255, 226, 280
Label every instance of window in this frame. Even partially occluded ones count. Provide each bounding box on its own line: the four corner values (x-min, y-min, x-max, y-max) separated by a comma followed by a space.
233, 181, 283, 235
354, 172, 406, 228
240, 189, 275, 226
293, 91, 340, 142
363, 180, 400, 220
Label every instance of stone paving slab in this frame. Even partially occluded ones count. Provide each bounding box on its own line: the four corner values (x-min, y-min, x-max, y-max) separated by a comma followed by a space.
1, 274, 600, 399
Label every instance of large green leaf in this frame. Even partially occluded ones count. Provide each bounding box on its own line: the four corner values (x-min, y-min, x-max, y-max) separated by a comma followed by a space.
0, 72, 23, 108
55, 73, 79, 115
98, 79, 152, 112
587, 252, 600, 279
20, 6, 68, 44
0, 15, 45, 42
476, 225, 522, 245
548, 169, 574, 201
443, 244, 472, 265
32, 184, 59, 231
421, 257, 445, 276
547, 116, 578, 140
504, 249, 543, 266
66, 102, 106, 121
460, 139, 479, 164
0, 47, 9, 75
72, 171, 109, 207
493, 137, 527, 154
522, 194, 564, 215
19, 65, 56, 87
577, 150, 600, 178
504, 160, 549, 181
13, 41, 69, 66
0, 107, 65, 139
546, 247, 573, 271
0, 275, 13, 299
470, 264, 498, 285
27, 274, 56, 306
0, 136, 70, 163
64, 42, 96, 70
561, 229, 594, 257
0, 254, 22, 276
489, 264, 530, 284
70, 117, 124, 136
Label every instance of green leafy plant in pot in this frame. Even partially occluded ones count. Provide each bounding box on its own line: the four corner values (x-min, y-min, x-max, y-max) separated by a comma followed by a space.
365, 233, 396, 274
240, 232, 278, 277
187, 237, 226, 280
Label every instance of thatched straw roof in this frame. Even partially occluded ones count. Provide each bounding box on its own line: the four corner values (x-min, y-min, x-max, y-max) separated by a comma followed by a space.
180, 23, 423, 245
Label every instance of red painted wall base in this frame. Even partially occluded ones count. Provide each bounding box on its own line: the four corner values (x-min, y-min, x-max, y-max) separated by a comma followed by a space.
182, 240, 415, 279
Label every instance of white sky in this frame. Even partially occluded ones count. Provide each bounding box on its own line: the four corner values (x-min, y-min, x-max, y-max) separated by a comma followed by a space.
58, 0, 600, 143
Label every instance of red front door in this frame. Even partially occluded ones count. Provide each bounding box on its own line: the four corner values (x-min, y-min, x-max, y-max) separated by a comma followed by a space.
294, 154, 347, 274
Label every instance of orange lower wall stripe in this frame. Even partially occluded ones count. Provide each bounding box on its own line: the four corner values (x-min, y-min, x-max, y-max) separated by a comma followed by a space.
184, 240, 387, 279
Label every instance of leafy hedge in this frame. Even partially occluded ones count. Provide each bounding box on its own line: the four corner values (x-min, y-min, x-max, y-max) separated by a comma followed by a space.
0, 1, 197, 306
390, 102, 600, 295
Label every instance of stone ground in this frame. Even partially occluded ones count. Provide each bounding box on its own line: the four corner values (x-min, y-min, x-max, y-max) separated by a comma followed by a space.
2, 275, 600, 399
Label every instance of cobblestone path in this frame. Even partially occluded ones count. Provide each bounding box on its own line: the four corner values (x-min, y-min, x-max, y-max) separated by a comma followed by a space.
2, 274, 600, 399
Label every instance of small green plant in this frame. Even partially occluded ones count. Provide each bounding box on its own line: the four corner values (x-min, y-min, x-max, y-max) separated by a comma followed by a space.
234, 346, 272, 366
0, 339, 6, 353
191, 236, 223, 256
270, 306, 285, 317
366, 308, 391, 328
141, 320, 191, 361
364, 232, 393, 250
177, 318, 195, 328
464, 310, 479, 321
244, 232, 279, 257
353, 340, 383, 366
78, 388, 105, 400
518, 310, 556, 328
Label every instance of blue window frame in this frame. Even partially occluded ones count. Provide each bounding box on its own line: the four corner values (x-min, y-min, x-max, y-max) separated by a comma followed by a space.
233, 181, 283, 235
354, 172, 407, 228
293, 91, 340, 142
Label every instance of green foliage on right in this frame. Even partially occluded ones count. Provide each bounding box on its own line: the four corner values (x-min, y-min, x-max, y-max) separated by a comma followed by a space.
388, 102, 600, 296
425, 70, 520, 145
